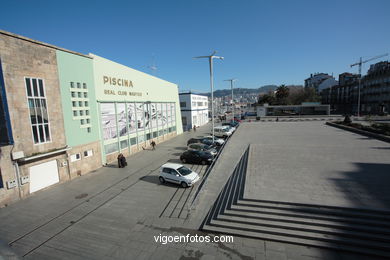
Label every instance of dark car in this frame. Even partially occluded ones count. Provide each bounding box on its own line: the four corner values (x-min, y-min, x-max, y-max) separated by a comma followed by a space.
187, 138, 203, 146
180, 150, 213, 165
187, 137, 222, 147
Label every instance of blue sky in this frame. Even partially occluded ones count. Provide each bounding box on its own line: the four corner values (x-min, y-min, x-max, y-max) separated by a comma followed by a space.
1, 0, 389, 93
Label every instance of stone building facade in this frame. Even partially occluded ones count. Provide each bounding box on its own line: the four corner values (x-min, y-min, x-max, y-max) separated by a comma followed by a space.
0, 30, 183, 207
0, 31, 69, 205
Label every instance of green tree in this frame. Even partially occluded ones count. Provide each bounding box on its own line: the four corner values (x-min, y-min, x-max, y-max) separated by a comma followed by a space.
275, 85, 289, 105
258, 91, 276, 105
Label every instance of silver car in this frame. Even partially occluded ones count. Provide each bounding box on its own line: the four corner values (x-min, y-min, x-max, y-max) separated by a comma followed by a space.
159, 163, 200, 188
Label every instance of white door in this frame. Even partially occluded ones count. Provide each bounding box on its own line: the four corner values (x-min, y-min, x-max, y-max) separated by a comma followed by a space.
29, 160, 59, 193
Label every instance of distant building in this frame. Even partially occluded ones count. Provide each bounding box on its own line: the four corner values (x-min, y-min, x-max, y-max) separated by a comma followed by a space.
179, 93, 208, 131
320, 61, 390, 115
321, 73, 359, 114
305, 73, 337, 92
257, 103, 330, 116
361, 61, 390, 114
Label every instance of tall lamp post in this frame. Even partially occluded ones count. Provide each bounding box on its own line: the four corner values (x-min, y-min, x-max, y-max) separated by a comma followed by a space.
224, 79, 236, 121
194, 51, 224, 142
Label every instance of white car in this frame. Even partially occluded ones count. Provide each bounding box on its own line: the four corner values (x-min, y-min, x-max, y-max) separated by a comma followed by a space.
159, 163, 200, 188
203, 136, 225, 146
213, 126, 233, 138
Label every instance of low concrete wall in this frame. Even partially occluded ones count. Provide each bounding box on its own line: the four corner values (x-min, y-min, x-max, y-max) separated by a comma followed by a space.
326, 122, 390, 143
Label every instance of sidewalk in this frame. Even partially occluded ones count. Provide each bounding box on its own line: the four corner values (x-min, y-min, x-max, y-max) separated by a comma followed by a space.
0, 124, 213, 259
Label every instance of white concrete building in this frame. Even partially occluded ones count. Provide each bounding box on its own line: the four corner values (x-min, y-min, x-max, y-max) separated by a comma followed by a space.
179, 93, 209, 131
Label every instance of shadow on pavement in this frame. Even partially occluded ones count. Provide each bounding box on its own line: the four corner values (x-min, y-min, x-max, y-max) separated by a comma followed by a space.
371, 147, 390, 150
330, 162, 390, 210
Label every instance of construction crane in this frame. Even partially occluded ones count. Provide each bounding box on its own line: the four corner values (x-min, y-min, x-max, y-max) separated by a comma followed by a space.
350, 53, 388, 117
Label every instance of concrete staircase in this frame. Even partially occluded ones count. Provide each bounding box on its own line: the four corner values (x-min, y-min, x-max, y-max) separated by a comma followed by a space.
200, 146, 390, 258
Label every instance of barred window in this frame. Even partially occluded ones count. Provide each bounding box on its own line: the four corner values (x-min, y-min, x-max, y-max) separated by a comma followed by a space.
25, 78, 51, 144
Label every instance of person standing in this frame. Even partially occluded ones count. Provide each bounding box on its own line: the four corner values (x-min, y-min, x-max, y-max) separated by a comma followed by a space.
117, 153, 123, 168
151, 140, 156, 150
193, 125, 196, 132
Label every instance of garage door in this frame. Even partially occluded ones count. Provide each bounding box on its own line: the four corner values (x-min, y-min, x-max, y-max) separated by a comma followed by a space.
29, 160, 59, 193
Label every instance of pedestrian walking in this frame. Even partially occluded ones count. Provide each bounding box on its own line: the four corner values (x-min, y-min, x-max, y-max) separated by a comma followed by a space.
151, 140, 156, 150
193, 125, 196, 132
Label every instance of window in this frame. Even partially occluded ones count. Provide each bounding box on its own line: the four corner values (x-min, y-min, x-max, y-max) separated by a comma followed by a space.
153, 131, 158, 138
130, 137, 137, 145
78, 92, 82, 98
70, 82, 75, 88
79, 110, 84, 116
25, 78, 51, 144
162, 168, 174, 174
87, 127, 91, 133
70, 153, 81, 162
84, 92, 88, 98
101, 103, 117, 140
83, 83, 87, 89
84, 149, 93, 158
120, 140, 128, 149
71, 92, 76, 98
80, 119, 85, 125
192, 102, 196, 107
85, 110, 89, 116
180, 102, 186, 108
79, 101, 83, 107
104, 143, 118, 154
72, 101, 77, 107
85, 101, 88, 107
86, 119, 90, 124
197, 102, 203, 106
73, 111, 78, 117
77, 82, 81, 88
146, 133, 151, 140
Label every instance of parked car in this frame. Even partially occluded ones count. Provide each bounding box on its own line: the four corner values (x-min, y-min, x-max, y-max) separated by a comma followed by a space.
222, 123, 236, 132
180, 150, 214, 165
187, 138, 203, 146
213, 126, 233, 139
187, 143, 218, 156
203, 136, 225, 146
159, 163, 200, 188
187, 137, 221, 147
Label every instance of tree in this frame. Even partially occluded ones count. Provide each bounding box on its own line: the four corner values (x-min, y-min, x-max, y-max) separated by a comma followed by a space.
275, 85, 289, 105
258, 93, 276, 105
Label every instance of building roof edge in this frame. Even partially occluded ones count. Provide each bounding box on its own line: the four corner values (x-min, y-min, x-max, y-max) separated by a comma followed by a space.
0, 29, 92, 59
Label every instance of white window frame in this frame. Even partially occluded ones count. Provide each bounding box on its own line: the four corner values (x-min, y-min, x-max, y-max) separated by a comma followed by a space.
70, 153, 81, 162
24, 77, 52, 145
84, 149, 93, 158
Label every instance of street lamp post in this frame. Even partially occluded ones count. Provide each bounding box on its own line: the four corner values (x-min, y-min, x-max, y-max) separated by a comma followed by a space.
224, 79, 236, 122
194, 51, 224, 142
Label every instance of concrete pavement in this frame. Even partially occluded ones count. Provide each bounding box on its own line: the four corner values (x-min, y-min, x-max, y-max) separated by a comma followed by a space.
1, 121, 389, 259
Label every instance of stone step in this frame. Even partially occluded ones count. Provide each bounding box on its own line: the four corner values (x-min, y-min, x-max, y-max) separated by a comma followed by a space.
223, 209, 390, 235
238, 199, 390, 219
228, 205, 390, 229
216, 214, 390, 243
203, 221, 390, 257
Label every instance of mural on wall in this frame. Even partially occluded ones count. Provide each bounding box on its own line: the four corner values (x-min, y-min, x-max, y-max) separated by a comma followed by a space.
127, 103, 136, 133
101, 102, 176, 141
101, 103, 116, 140
117, 103, 127, 137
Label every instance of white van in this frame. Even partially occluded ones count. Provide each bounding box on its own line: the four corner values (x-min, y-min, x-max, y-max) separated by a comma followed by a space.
213, 126, 233, 138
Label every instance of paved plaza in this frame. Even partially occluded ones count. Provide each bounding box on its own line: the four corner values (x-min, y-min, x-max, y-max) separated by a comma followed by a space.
1, 121, 389, 259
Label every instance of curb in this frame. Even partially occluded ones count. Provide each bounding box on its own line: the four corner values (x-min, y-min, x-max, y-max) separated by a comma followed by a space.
326, 122, 390, 143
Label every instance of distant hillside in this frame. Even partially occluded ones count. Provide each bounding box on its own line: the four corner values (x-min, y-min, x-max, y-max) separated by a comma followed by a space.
201, 85, 278, 97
